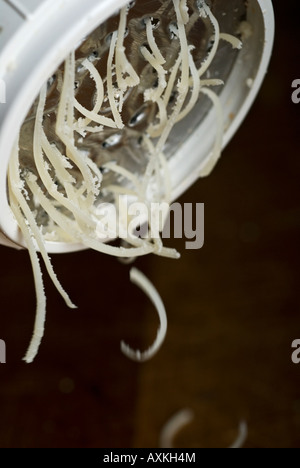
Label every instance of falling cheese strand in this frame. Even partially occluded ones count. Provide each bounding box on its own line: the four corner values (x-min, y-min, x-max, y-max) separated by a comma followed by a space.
8, 146, 75, 363
121, 268, 168, 362
229, 422, 248, 449
160, 409, 195, 449
160, 411, 248, 449
9, 195, 47, 364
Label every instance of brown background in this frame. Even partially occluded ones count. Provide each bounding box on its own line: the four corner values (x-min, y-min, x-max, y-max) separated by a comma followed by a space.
0, 0, 300, 448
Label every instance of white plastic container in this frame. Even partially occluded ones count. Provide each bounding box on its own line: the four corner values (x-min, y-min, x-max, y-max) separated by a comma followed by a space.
0, 0, 275, 253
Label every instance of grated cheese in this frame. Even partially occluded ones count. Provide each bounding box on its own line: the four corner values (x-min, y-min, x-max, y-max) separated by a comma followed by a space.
229, 421, 248, 449
121, 268, 168, 362
8, 0, 241, 362
160, 409, 195, 449
160, 411, 248, 449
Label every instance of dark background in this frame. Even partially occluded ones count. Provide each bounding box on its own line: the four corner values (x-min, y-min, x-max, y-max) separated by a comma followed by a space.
0, 0, 299, 448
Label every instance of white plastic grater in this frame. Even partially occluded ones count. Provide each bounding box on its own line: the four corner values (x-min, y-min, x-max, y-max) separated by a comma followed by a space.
0, 0, 275, 252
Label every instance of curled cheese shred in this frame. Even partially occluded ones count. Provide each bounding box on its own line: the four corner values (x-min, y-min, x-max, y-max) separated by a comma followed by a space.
219, 33, 243, 50
160, 411, 248, 449
196, 0, 220, 78
121, 268, 167, 362
74, 59, 117, 131
160, 409, 195, 449
229, 421, 248, 449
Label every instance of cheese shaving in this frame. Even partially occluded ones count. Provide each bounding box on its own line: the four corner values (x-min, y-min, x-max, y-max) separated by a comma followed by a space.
196, 0, 220, 78
229, 421, 248, 449
116, 6, 140, 91
107, 31, 124, 129
160, 411, 248, 449
160, 409, 195, 449
219, 33, 243, 50
73, 59, 111, 131
121, 268, 167, 362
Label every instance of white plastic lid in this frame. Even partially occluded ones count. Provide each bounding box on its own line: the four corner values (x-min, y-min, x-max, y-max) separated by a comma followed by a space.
0, 0, 275, 253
